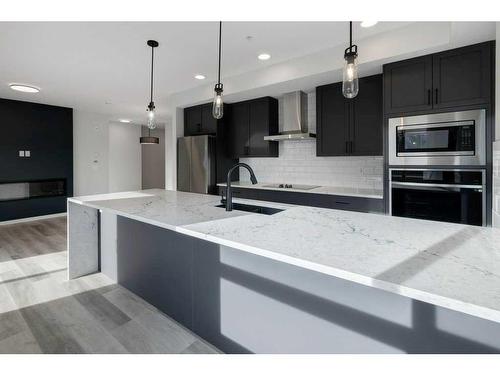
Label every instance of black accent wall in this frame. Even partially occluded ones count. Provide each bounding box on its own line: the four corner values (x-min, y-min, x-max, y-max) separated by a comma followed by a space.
0, 98, 73, 221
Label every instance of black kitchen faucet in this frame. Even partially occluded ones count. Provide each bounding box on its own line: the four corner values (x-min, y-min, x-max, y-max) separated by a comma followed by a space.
225, 163, 258, 211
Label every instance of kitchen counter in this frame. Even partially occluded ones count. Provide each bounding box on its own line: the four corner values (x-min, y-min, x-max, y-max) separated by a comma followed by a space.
69, 190, 252, 229
68, 188, 500, 325
217, 181, 383, 199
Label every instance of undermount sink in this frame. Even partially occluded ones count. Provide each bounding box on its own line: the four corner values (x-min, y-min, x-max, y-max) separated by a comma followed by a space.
216, 202, 283, 215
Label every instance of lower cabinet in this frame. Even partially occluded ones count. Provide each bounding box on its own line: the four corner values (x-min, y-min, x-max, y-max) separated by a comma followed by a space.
218, 187, 384, 214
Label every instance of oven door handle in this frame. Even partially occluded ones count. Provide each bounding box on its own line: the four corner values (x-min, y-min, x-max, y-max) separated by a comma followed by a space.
391, 181, 483, 191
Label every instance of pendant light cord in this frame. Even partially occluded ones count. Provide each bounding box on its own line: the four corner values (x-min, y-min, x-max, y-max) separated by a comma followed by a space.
150, 45, 154, 103
217, 21, 222, 85
349, 21, 352, 48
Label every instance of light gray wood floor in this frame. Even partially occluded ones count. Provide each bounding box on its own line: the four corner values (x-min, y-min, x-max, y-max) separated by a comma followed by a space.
0, 216, 219, 354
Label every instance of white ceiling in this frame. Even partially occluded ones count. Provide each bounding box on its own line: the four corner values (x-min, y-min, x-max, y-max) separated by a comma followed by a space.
0, 21, 412, 124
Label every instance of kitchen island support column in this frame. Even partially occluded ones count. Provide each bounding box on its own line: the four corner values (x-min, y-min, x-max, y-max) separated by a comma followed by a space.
67, 201, 99, 279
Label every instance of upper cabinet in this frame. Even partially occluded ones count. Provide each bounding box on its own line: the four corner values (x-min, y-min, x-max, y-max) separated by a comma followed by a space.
229, 102, 250, 157
228, 96, 279, 158
432, 42, 492, 109
350, 75, 384, 156
184, 103, 218, 136
384, 41, 493, 115
383, 56, 433, 114
316, 74, 383, 157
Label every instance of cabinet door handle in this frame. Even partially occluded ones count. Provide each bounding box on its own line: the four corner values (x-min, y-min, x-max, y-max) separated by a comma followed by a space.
350, 141, 354, 154
197, 123, 202, 132
345, 141, 348, 154
427, 89, 431, 105
435, 88, 439, 104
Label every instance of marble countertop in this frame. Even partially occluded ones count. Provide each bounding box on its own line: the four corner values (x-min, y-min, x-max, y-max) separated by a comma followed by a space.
68, 189, 291, 230
217, 181, 384, 199
69, 189, 500, 324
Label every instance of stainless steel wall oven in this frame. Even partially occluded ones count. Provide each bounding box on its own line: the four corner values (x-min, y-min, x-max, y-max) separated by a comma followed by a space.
389, 168, 486, 226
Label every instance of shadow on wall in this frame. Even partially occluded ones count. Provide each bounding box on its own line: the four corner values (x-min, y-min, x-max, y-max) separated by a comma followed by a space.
114, 216, 500, 354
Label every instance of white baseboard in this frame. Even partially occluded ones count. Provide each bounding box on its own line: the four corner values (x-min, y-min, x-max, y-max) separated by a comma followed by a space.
0, 212, 67, 225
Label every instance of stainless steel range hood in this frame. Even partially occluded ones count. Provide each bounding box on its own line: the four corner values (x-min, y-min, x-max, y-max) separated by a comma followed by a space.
264, 91, 315, 141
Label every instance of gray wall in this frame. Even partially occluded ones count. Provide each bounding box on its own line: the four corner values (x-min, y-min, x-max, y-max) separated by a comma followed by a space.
141, 126, 165, 189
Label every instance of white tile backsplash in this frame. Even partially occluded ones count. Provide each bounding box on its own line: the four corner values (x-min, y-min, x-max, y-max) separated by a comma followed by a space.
239, 92, 383, 190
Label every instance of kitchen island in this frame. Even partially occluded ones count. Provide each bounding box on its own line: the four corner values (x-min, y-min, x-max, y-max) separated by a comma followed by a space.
68, 189, 500, 353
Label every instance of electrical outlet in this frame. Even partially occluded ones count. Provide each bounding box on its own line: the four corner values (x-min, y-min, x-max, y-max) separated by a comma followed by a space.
19, 150, 25, 157
25, 150, 31, 157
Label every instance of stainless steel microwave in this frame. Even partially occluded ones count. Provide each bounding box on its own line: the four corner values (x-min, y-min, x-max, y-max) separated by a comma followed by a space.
388, 109, 486, 166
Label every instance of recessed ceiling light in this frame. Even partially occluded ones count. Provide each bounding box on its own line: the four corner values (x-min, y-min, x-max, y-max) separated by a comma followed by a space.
9, 84, 40, 93
119, 119, 131, 123
258, 53, 271, 60
194, 74, 206, 80
360, 21, 378, 28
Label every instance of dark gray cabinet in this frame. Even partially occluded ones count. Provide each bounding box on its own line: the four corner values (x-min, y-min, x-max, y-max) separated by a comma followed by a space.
229, 102, 250, 157
228, 97, 279, 158
185, 105, 202, 135
350, 75, 384, 155
316, 74, 383, 156
384, 41, 493, 114
316, 81, 349, 156
432, 42, 492, 109
383, 55, 433, 114
184, 103, 218, 135
218, 186, 384, 214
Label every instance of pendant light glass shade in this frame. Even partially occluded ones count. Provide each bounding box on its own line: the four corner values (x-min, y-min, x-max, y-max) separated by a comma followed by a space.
147, 102, 156, 129
342, 52, 359, 99
342, 22, 359, 99
213, 84, 223, 119
213, 22, 224, 119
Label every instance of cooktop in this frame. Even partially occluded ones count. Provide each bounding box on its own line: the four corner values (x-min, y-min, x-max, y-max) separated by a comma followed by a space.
261, 183, 320, 190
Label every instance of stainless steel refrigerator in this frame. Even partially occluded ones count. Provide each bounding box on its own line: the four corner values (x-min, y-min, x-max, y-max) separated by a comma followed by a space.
177, 135, 217, 194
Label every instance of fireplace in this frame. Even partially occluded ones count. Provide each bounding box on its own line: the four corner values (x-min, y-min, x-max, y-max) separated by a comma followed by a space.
0, 179, 66, 202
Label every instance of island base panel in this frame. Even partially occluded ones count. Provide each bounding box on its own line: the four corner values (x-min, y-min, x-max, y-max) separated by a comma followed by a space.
111, 216, 500, 354
100, 211, 119, 282
67, 201, 99, 279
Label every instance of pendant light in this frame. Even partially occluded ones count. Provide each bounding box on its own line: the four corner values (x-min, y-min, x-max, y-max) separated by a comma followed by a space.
342, 21, 359, 99
140, 40, 160, 145
212, 21, 224, 119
